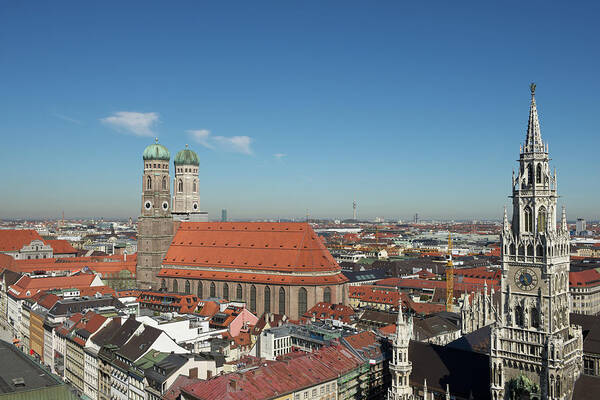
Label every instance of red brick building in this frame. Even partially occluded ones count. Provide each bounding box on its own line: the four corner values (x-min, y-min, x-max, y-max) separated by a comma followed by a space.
157, 222, 349, 319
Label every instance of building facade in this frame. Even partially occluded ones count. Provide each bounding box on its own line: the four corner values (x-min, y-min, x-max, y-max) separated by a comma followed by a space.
490, 85, 583, 399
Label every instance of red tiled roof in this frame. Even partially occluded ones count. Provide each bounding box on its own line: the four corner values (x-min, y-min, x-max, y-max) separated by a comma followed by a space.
197, 301, 220, 317
7, 254, 137, 276
570, 269, 600, 288
162, 223, 346, 277
45, 239, 77, 254
138, 291, 200, 314
378, 324, 396, 336
0, 230, 45, 252
181, 343, 363, 400
8, 273, 98, 299
303, 302, 354, 323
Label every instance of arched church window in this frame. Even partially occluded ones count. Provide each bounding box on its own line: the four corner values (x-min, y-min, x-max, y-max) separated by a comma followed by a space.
162, 176, 167, 190
210, 282, 216, 298
178, 179, 183, 192
518, 245, 525, 257
193, 180, 197, 193
161, 279, 166, 290
197, 282, 203, 298
298, 287, 308, 315
250, 285, 257, 312
536, 163, 542, 184
236, 284, 243, 300
147, 176, 152, 190
324, 287, 331, 304
279, 287, 286, 315
531, 307, 539, 328
510, 243, 516, 256
538, 207, 547, 232
264, 286, 271, 313
185, 280, 191, 294
515, 305, 524, 327
223, 283, 229, 300
524, 207, 533, 232
527, 165, 533, 186
173, 280, 179, 293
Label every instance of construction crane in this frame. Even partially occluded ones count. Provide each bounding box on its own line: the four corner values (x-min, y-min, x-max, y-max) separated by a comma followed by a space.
446, 232, 454, 311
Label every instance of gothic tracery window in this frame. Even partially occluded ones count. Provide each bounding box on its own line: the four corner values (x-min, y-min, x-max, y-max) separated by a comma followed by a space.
324, 287, 331, 304
236, 284, 243, 300
536, 163, 542, 184
250, 285, 257, 312
197, 282, 203, 298
210, 282, 216, 298
193, 180, 197, 193
147, 175, 152, 190
538, 206, 547, 232
279, 287, 286, 315
264, 286, 271, 313
524, 207, 533, 232
173, 280, 179, 293
223, 283, 229, 300
531, 307, 539, 328
298, 287, 308, 315
515, 305, 524, 327
185, 280, 191, 294
178, 179, 183, 192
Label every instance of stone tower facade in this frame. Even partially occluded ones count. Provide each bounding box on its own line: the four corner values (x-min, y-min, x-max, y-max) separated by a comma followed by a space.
388, 304, 413, 400
172, 145, 201, 219
136, 140, 175, 289
490, 85, 583, 400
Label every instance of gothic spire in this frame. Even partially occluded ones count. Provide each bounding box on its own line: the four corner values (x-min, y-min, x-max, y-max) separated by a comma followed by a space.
396, 295, 405, 326
524, 83, 544, 153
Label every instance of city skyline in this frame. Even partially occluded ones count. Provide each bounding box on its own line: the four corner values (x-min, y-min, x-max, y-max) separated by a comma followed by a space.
2, 2, 599, 220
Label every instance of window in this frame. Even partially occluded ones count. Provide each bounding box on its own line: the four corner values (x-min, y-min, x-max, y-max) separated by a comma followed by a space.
210, 282, 216, 298
197, 282, 203, 298
527, 165, 533, 185
531, 307, 539, 328
298, 287, 308, 315
173, 280, 179, 293
147, 176, 152, 190
524, 206, 533, 232
236, 284, 243, 300
162, 176, 167, 190
323, 287, 331, 304
178, 179, 183, 192
161, 279, 166, 290
279, 287, 286, 315
223, 283, 229, 300
538, 206, 547, 232
250, 285, 257, 312
536, 163, 542, 184
264, 286, 271, 313
185, 280, 191, 294
193, 180, 197, 192
515, 305, 524, 327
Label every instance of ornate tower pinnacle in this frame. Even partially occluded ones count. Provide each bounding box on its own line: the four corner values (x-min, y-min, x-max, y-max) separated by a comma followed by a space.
388, 299, 413, 400
525, 82, 544, 153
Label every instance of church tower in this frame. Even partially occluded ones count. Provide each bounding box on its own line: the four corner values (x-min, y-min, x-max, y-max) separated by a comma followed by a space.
490, 85, 583, 399
388, 303, 413, 400
172, 145, 201, 220
136, 139, 175, 289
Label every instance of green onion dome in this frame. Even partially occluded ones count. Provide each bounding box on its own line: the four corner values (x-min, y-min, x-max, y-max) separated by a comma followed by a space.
143, 139, 170, 161
174, 145, 200, 166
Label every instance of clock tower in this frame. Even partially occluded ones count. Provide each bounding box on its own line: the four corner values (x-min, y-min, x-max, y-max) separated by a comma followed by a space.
490, 85, 582, 400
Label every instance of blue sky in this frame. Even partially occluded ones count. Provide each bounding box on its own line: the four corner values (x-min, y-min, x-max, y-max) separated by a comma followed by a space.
1, 1, 599, 221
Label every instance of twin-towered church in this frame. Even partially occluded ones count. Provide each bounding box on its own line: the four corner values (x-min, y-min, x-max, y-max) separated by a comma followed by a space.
135, 142, 349, 320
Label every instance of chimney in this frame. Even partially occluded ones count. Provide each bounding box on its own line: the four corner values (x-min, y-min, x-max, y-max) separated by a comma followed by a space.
188, 367, 198, 379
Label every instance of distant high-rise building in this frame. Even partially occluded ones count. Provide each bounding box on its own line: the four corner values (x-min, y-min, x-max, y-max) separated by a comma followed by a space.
221, 209, 227, 222
576, 218, 586, 235
352, 200, 357, 220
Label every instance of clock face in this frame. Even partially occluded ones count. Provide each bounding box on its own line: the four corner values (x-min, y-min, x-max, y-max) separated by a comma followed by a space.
193, 203, 198, 210
515, 268, 538, 291
144, 201, 152, 210
162, 201, 169, 210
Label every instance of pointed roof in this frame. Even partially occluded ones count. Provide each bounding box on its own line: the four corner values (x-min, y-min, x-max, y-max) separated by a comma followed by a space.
524, 83, 544, 153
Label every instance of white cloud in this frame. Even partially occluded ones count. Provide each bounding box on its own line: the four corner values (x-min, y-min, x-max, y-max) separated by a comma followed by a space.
101, 111, 159, 137
187, 129, 253, 155
187, 129, 214, 149
274, 153, 286, 160
214, 135, 253, 155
